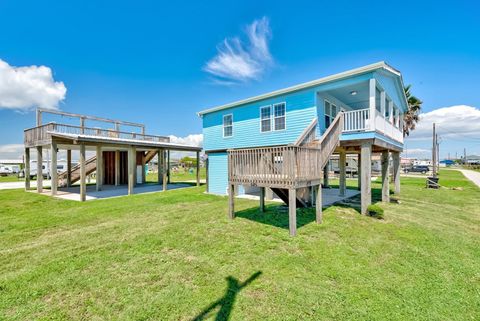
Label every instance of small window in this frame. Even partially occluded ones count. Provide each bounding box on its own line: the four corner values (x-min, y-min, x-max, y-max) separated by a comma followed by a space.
325, 100, 338, 129
274, 103, 286, 130
260, 106, 271, 132
57, 165, 63, 170
223, 114, 233, 137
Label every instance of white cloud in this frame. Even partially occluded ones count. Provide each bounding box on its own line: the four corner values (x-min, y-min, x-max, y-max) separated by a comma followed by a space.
0, 59, 66, 111
0, 144, 24, 160
406, 105, 480, 141
169, 134, 203, 147
203, 17, 273, 83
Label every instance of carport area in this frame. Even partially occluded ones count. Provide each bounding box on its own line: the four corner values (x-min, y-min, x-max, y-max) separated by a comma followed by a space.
35, 182, 193, 201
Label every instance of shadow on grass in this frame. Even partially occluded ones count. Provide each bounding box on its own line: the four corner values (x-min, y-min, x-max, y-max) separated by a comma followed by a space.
235, 204, 316, 231
191, 271, 262, 321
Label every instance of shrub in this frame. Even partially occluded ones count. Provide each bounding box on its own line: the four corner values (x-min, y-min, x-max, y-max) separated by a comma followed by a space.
367, 204, 384, 219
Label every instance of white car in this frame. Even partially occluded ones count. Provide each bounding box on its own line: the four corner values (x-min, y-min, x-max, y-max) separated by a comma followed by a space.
0, 166, 14, 176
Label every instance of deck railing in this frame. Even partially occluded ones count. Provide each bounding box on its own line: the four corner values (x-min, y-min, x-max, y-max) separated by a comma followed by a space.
228, 145, 323, 188
343, 108, 370, 132
24, 122, 170, 147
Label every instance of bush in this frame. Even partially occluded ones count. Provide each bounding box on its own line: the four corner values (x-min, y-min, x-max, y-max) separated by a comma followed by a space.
367, 204, 384, 219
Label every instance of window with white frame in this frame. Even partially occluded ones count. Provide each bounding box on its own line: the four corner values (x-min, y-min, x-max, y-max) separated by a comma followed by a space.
274, 103, 286, 130
260, 106, 271, 132
324, 100, 338, 128
223, 114, 233, 137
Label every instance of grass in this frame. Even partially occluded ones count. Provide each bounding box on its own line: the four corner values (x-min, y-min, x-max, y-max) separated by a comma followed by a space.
0, 176, 23, 183
0, 169, 479, 320
146, 167, 206, 183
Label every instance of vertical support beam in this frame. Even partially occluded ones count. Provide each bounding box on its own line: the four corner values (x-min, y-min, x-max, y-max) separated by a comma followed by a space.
114, 150, 120, 186
265, 188, 273, 200
128, 146, 135, 195
96, 146, 103, 191
167, 150, 171, 184
323, 160, 329, 188
67, 149, 72, 187
80, 117, 86, 134
228, 184, 235, 219
141, 152, 146, 184
288, 188, 297, 236
79, 144, 86, 202
51, 141, 58, 196
259, 187, 265, 212
360, 142, 372, 215
357, 153, 361, 191
196, 151, 200, 187
380, 91, 386, 117
162, 150, 168, 191
369, 78, 376, 130
392, 151, 401, 194
339, 151, 346, 196
36, 109, 42, 126
381, 150, 390, 203
316, 185, 322, 224
36, 146, 43, 193
25, 147, 30, 190
157, 149, 163, 185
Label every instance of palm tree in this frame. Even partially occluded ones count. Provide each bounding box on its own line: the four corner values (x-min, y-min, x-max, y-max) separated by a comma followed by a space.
403, 85, 422, 137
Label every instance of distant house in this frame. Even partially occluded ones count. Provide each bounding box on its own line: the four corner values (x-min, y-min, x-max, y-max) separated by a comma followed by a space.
198, 62, 408, 235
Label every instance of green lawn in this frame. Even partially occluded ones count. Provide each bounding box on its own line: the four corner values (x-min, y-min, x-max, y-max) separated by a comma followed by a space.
146, 167, 206, 183
0, 170, 479, 320
0, 175, 23, 183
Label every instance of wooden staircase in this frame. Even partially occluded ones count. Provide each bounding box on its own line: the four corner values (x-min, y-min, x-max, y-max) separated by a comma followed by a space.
57, 150, 159, 187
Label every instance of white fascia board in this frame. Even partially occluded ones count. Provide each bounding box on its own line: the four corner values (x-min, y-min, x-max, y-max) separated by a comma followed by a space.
197, 61, 401, 116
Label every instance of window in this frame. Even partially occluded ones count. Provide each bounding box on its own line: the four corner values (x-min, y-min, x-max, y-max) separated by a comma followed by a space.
274, 103, 286, 130
260, 106, 271, 132
223, 114, 233, 137
324, 100, 337, 129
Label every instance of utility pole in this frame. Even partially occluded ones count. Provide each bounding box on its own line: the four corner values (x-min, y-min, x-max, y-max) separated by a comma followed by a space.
464, 148, 467, 165
432, 123, 436, 177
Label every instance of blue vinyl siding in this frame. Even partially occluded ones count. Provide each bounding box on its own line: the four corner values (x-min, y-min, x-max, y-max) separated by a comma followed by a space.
207, 152, 228, 195
374, 71, 407, 112
203, 89, 316, 151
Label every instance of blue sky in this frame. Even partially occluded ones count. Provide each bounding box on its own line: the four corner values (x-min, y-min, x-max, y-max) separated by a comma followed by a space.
0, 0, 479, 159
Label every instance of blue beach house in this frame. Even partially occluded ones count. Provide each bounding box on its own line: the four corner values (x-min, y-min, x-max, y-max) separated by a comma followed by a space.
198, 62, 408, 235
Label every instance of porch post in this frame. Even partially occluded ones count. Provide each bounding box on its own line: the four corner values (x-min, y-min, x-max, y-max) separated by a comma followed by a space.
162, 150, 168, 191
360, 142, 372, 215
67, 149, 72, 187
51, 141, 58, 196
36, 146, 43, 193
381, 150, 390, 202
323, 160, 329, 188
369, 78, 376, 131
288, 188, 297, 236
265, 188, 273, 200
25, 147, 30, 190
357, 153, 361, 191
339, 151, 346, 196
96, 146, 103, 191
114, 150, 120, 186
157, 149, 162, 185
128, 146, 135, 195
167, 150, 171, 184
316, 184, 322, 224
228, 184, 235, 219
259, 187, 265, 212
392, 151, 401, 194
80, 144, 86, 202
196, 151, 200, 187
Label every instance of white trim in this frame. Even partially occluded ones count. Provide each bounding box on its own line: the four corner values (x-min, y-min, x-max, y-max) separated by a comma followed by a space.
273, 102, 286, 131
198, 61, 402, 116
259, 105, 272, 133
222, 114, 233, 138
369, 78, 376, 131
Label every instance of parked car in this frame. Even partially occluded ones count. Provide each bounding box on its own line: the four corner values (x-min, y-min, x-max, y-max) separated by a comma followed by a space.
0, 166, 14, 176
404, 165, 430, 174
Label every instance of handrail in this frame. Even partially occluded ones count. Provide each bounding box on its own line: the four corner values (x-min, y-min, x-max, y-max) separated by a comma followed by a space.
342, 108, 369, 132
294, 117, 318, 146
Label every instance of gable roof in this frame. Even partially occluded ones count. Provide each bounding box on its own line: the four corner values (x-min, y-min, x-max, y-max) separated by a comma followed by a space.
198, 61, 406, 116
